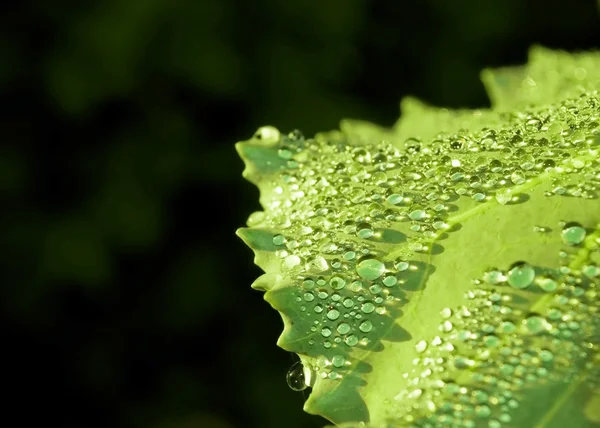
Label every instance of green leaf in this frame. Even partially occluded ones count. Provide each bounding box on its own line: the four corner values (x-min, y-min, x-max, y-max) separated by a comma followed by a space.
237, 47, 600, 427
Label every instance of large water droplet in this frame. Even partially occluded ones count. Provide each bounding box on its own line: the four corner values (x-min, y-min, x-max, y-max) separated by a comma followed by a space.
356, 258, 386, 280
286, 361, 308, 391
561, 223, 586, 245
507, 262, 535, 289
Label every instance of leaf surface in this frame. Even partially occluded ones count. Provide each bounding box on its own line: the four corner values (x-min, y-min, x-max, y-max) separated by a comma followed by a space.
237, 47, 600, 427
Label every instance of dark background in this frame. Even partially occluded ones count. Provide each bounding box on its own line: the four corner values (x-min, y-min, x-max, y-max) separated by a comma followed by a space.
0, 1, 599, 427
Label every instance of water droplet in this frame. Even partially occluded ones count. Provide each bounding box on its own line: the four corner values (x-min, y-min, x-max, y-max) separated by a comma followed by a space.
272, 235, 286, 246
539, 349, 554, 362
382, 275, 397, 287
386, 193, 404, 205
314, 304, 324, 313
330, 276, 346, 290
409, 209, 427, 221
283, 255, 301, 270
306, 256, 329, 274
507, 262, 535, 289
561, 223, 586, 245
357, 223, 374, 239
343, 297, 354, 308
537, 277, 558, 292
523, 315, 550, 334
360, 301, 375, 313
332, 355, 346, 368
359, 320, 373, 332
415, 340, 428, 353
337, 322, 351, 335
483, 269, 506, 284
510, 171, 526, 185
321, 327, 332, 337
356, 258, 385, 280
327, 309, 340, 320
304, 292, 315, 302
254, 126, 280, 144
344, 334, 359, 346
440, 308, 452, 319
286, 361, 308, 391
583, 265, 600, 277
495, 188, 512, 205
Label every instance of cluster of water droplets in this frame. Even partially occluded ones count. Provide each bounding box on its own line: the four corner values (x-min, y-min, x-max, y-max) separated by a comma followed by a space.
387, 225, 600, 427
247, 93, 599, 384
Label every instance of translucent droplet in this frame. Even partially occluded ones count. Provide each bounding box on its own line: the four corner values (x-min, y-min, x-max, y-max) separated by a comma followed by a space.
495, 188, 512, 205
254, 126, 280, 144
327, 309, 340, 320
523, 316, 550, 334
510, 171, 526, 185
272, 235, 286, 246
282, 255, 301, 270
386, 193, 404, 205
321, 327, 332, 337
382, 275, 397, 287
337, 322, 351, 335
507, 262, 535, 289
286, 361, 308, 391
330, 276, 346, 290
409, 209, 427, 221
357, 223, 374, 239
304, 292, 315, 302
332, 355, 346, 368
538, 277, 558, 292
561, 223, 586, 245
483, 270, 506, 284
356, 258, 386, 280
343, 298, 354, 308
440, 308, 452, 319
360, 301, 375, 314
415, 340, 427, 353
583, 265, 600, 278
344, 334, 359, 346
306, 256, 329, 274
359, 320, 373, 332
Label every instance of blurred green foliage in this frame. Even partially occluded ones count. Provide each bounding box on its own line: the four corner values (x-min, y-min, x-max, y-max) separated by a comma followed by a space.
0, 1, 598, 427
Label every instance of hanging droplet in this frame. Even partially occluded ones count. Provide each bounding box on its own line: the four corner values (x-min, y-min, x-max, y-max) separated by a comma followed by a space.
286, 361, 311, 391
